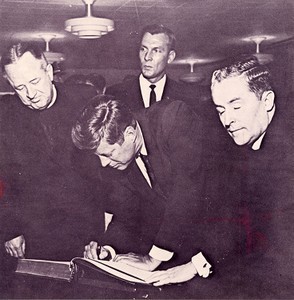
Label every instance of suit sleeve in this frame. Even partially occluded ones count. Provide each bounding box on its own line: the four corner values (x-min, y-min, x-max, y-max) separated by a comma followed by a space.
100, 172, 147, 254
152, 101, 205, 254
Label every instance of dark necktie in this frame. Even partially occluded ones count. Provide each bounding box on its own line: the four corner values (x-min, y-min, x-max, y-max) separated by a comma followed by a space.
139, 153, 156, 187
149, 84, 156, 106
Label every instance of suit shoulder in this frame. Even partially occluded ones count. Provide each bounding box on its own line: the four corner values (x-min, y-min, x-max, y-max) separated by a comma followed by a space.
143, 100, 200, 132
151, 99, 198, 118
59, 82, 96, 98
106, 76, 138, 96
56, 83, 96, 109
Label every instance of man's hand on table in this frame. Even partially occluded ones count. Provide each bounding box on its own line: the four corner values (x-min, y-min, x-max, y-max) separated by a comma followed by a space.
5, 235, 26, 258
113, 253, 162, 271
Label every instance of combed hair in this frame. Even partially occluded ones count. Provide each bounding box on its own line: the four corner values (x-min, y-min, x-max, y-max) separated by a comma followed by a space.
141, 24, 176, 51
211, 56, 272, 98
1, 42, 47, 73
72, 95, 136, 152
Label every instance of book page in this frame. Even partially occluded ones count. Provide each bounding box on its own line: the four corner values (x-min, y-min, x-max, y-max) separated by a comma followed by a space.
74, 258, 153, 284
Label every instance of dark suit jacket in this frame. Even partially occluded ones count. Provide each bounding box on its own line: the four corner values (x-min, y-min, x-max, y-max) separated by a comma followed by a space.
237, 106, 294, 286
106, 74, 199, 111
101, 100, 205, 264
197, 104, 294, 297
0, 83, 105, 260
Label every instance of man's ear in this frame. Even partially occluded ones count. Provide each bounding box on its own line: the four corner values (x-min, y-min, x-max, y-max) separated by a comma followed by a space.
46, 64, 54, 82
123, 126, 136, 143
167, 50, 176, 64
262, 90, 275, 112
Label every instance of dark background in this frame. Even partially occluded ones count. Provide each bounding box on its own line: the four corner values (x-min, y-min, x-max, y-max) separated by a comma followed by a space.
0, 0, 293, 96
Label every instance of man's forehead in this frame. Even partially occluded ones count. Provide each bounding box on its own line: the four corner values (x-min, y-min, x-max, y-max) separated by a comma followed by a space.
6, 52, 43, 72
96, 138, 115, 154
141, 32, 169, 46
5, 53, 44, 82
213, 75, 249, 92
212, 75, 250, 104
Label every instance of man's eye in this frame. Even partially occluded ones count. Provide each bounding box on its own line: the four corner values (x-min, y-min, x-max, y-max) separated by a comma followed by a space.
216, 109, 224, 115
233, 106, 241, 110
15, 86, 25, 91
31, 79, 40, 85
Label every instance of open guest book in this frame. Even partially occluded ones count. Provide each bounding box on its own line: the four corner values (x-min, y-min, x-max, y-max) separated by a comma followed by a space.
15, 257, 153, 286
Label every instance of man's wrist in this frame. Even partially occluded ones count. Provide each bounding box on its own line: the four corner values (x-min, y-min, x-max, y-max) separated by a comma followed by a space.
146, 254, 162, 271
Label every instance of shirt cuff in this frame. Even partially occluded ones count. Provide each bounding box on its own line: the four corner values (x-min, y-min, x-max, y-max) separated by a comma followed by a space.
149, 245, 174, 261
191, 252, 212, 278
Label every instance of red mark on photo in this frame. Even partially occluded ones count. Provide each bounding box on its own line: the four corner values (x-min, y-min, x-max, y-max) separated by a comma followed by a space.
0, 180, 4, 199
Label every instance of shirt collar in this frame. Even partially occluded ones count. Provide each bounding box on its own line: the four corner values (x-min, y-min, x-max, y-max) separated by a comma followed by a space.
47, 84, 57, 109
252, 131, 266, 150
251, 105, 276, 150
139, 73, 166, 89
136, 122, 148, 156
139, 74, 167, 107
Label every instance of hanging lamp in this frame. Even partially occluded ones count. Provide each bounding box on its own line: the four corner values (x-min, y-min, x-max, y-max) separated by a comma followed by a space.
65, 0, 114, 39
243, 35, 275, 65
38, 33, 65, 64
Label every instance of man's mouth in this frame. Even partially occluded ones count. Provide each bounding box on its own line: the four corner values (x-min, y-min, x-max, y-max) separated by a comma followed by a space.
31, 98, 41, 104
229, 128, 243, 134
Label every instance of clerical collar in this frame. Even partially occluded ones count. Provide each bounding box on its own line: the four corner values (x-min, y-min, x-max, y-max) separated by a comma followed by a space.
47, 84, 57, 109
251, 105, 276, 150
252, 131, 266, 150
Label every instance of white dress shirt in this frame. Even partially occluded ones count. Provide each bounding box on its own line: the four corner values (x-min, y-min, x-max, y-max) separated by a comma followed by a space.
139, 74, 167, 108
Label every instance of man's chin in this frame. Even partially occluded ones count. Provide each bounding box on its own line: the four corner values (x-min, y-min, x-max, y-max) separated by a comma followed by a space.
30, 102, 50, 110
115, 165, 128, 171
142, 71, 153, 79
232, 138, 248, 146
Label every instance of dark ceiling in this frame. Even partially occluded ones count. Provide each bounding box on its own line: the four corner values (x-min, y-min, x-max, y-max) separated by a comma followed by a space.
0, 0, 293, 70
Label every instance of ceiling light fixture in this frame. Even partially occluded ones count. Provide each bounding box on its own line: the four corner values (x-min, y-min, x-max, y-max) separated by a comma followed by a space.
173, 58, 219, 83
242, 35, 275, 65
65, 0, 114, 39
180, 61, 204, 83
38, 33, 65, 64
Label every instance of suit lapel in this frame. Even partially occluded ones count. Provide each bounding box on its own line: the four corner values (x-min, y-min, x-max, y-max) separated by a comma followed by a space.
128, 77, 144, 111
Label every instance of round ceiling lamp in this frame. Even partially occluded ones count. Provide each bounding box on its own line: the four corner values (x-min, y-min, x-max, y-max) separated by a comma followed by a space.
180, 62, 204, 83
37, 33, 65, 64
172, 57, 220, 83
242, 35, 275, 65
65, 0, 114, 39
12, 32, 65, 64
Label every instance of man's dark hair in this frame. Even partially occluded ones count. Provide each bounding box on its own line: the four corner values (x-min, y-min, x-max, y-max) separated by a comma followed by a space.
72, 95, 137, 152
1, 42, 47, 73
141, 24, 176, 51
84, 73, 106, 95
211, 56, 273, 98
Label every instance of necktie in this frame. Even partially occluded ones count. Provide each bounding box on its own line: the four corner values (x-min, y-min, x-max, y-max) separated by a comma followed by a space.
149, 84, 156, 106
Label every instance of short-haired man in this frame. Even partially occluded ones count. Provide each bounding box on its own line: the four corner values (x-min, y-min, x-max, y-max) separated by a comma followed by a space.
72, 95, 212, 276
0, 42, 104, 260
106, 24, 195, 110
145, 57, 294, 298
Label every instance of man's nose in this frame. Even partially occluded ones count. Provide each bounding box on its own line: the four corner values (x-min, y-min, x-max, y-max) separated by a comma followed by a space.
26, 86, 37, 100
99, 156, 111, 167
144, 51, 153, 61
223, 112, 235, 129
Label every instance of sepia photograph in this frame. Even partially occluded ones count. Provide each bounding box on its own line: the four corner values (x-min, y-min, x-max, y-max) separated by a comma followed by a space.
0, 0, 293, 298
